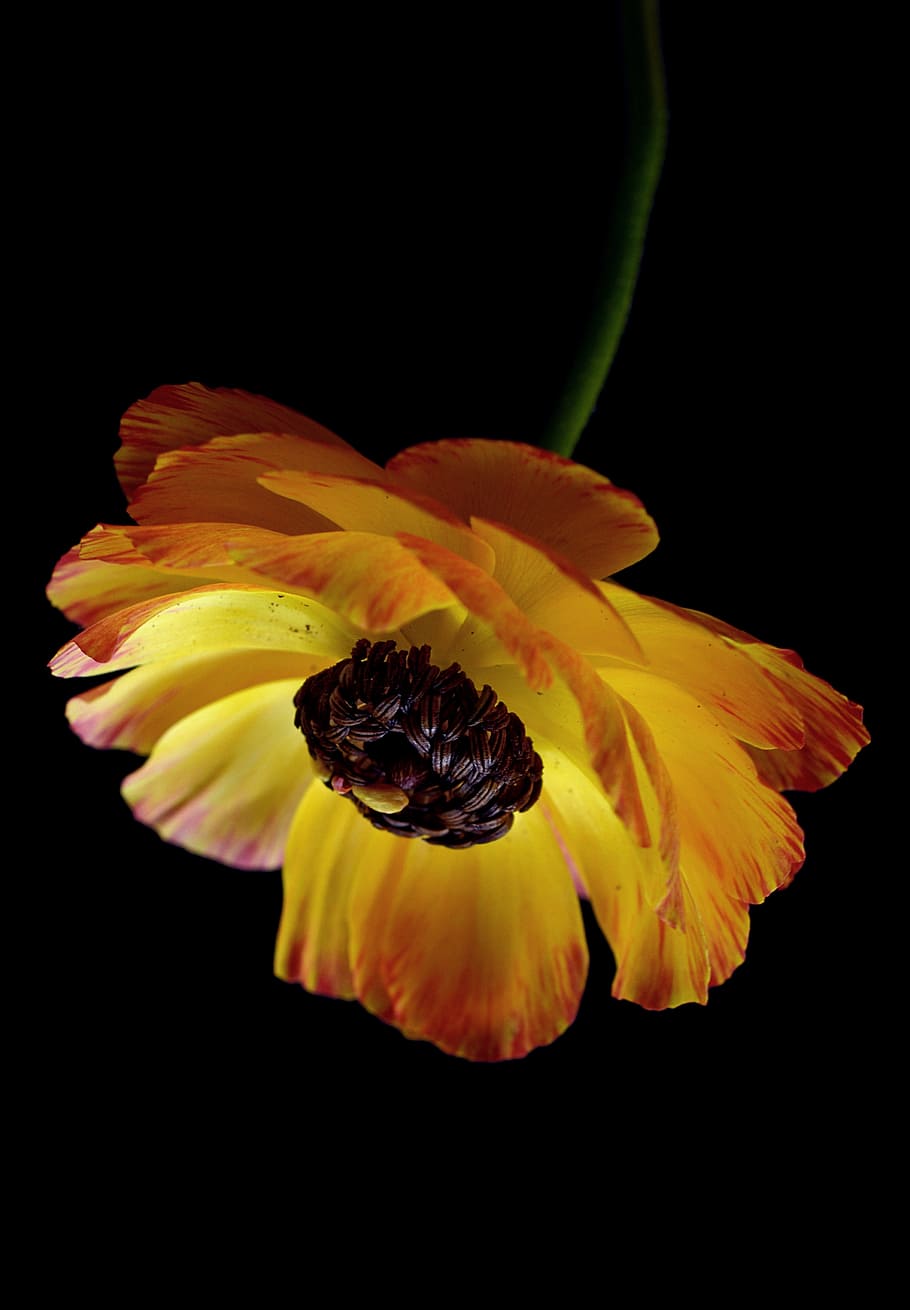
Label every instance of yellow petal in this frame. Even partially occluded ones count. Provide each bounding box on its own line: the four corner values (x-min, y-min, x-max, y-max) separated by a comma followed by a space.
259, 469, 495, 572
348, 805, 588, 1061
604, 586, 869, 788
387, 438, 658, 577
66, 649, 323, 754
122, 679, 315, 869
603, 668, 805, 906
275, 784, 383, 998
50, 584, 363, 678
468, 517, 644, 662
115, 381, 370, 499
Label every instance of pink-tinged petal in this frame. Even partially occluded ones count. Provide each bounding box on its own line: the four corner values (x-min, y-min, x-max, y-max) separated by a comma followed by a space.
46, 544, 207, 627
468, 517, 644, 662
129, 432, 381, 533
67, 649, 323, 754
49, 585, 362, 678
348, 805, 588, 1061
386, 439, 658, 577
228, 531, 459, 633
115, 381, 369, 499
604, 668, 806, 906
275, 784, 384, 999
607, 589, 869, 788
121, 679, 315, 870
260, 470, 496, 572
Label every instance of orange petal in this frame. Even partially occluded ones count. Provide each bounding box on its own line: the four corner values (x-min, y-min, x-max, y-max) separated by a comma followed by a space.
260, 470, 495, 572
115, 381, 368, 498
387, 439, 658, 577
50, 584, 362, 678
228, 531, 459, 633
603, 668, 805, 906
275, 784, 384, 999
129, 432, 381, 532
47, 543, 207, 627
606, 588, 868, 789
121, 678, 315, 870
348, 805, 588, 1061
468, 518, 644, 662
66, 649, 322, 754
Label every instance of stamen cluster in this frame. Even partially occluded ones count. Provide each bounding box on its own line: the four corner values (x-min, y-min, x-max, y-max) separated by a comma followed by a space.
294, 640, 543, 848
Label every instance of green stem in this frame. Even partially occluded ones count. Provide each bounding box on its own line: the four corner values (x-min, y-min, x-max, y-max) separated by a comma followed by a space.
539, 0, 667, 457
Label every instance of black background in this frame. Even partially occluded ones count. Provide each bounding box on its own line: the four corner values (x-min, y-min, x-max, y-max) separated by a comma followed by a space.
33, 6, 882, 1128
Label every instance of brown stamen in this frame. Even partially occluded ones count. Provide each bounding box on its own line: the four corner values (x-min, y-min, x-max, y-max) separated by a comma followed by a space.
294, 640, 543, 848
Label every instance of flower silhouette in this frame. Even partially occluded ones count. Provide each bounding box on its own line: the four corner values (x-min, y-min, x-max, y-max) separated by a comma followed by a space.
48, 383, 868, 1060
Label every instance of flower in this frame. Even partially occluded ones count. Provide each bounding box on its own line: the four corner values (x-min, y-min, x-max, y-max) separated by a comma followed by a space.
48, 383, 869, 1061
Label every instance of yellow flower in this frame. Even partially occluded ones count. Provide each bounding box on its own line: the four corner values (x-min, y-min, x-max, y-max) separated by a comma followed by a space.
48, 383, 869, 1060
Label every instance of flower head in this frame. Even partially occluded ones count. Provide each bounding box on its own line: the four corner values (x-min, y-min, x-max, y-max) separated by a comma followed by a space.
48, 383, 869, 1060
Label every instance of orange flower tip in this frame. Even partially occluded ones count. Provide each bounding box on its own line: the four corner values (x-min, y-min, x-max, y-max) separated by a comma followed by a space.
350, 783, 411, 814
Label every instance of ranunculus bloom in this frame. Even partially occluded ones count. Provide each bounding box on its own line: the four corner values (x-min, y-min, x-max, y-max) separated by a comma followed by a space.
48, 383, 868, 1060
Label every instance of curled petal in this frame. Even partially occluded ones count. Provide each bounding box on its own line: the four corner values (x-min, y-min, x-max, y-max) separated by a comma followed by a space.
122, 679, 316, 870
47, 543, 206, 627
605, 587, 869, 789
259, 469, 495, 572
115, 381, 364, 498
348, 805, 588, 1061
387, 439, 658, 577
50, 584, 362, 678
130, 432, 381, 532
66, 649, 322, 754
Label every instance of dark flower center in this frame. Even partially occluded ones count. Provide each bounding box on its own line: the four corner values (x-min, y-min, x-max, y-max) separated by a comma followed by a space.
294, 639, 543, 848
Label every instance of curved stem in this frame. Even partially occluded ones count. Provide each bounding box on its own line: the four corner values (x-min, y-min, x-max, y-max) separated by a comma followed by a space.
539, 0, 667, 457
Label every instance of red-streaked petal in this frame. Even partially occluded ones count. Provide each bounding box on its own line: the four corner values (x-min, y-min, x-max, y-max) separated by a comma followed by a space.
129, 432, 381, 532
121, 679, 315, 870
47, 545, 207, 627
386, 439, 658, 577
67, 649, 323, 754
115, 381, 365, 499
400, 536, 667, 859
348, 805, 588, 1061
228, 531, 459, 633
468, 517, 644, 662
49, 584, 362, 678
260, 469, 495, 572
606, 587, 869, 788
275, 784, 384, 999
537, 748, 709, 1007
603, 668, 805, 906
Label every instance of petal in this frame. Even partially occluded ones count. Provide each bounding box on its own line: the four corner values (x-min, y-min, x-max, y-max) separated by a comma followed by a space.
66, 649, 322, 754
50, 584, 362, 678
275, 784, 383, 999
603, 668, 805, 906
468, 518, 644, 662
47, 544, 207, 627
348, 805, 588, 1061
604, 588, 868, 788
121, 678, 315, 869
259, 470, 496, 572
78, 523, 459, 633
537, 741, 711, 1007
386, 439, 658, 577
115, 381, 366, 498
227, 531, 460, 633
129, 432, 382, 532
